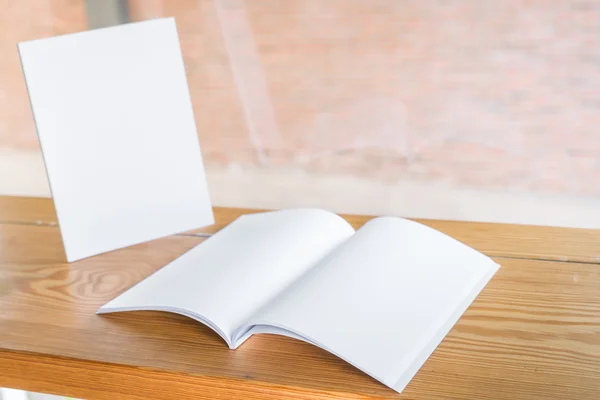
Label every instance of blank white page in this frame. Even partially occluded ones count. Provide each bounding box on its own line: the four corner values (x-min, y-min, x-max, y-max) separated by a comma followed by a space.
247, 217, 499, 393
18, 18, 213, 262
98, 209, 355, 346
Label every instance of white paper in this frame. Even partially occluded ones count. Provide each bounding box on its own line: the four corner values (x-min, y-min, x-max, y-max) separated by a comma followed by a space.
18, 18, 214, 262
98, 209, 355, 346
244, 216, 499, 392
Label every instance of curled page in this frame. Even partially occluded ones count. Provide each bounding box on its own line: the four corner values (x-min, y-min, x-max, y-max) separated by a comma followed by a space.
98, 209, 355, 347
242, 217, 500, 393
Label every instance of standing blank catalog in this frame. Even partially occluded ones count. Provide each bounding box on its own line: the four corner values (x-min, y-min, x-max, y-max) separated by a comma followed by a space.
99, 209, 500, 393
18, 18, 214, 262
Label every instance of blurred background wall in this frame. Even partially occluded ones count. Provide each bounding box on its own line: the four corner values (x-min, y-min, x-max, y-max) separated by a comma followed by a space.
2, 0, 600, 229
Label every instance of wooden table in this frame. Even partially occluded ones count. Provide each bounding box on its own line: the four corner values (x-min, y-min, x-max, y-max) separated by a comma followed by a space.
1, 196, 600, 399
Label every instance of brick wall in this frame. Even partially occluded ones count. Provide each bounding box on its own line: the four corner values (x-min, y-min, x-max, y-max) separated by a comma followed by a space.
2, 0, 599, 197
0, 0, 87, 149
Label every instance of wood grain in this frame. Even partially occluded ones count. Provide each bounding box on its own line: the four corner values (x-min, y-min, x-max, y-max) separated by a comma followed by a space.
3, 196, 600, 263
0, 350, 354, 400
1, 219, 600, 399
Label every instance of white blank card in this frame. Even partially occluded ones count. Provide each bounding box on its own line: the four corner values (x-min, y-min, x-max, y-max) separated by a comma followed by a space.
18, 18, 214, 262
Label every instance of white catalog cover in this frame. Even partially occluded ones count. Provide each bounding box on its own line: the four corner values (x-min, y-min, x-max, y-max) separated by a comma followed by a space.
18, 18, 214, 262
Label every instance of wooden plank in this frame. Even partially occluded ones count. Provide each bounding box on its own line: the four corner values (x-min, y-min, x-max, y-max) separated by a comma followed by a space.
0, 195, 56, 225
1, 223, 599, 399
2, 196, 599, 263
0, 350, 354, 400
0, 223, 66, 263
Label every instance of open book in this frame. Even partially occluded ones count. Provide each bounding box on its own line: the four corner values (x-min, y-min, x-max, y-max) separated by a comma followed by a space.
98, 209, 499, 393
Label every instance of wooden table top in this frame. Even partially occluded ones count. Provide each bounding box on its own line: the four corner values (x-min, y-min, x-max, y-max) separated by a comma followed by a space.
1, 196, 600, 399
